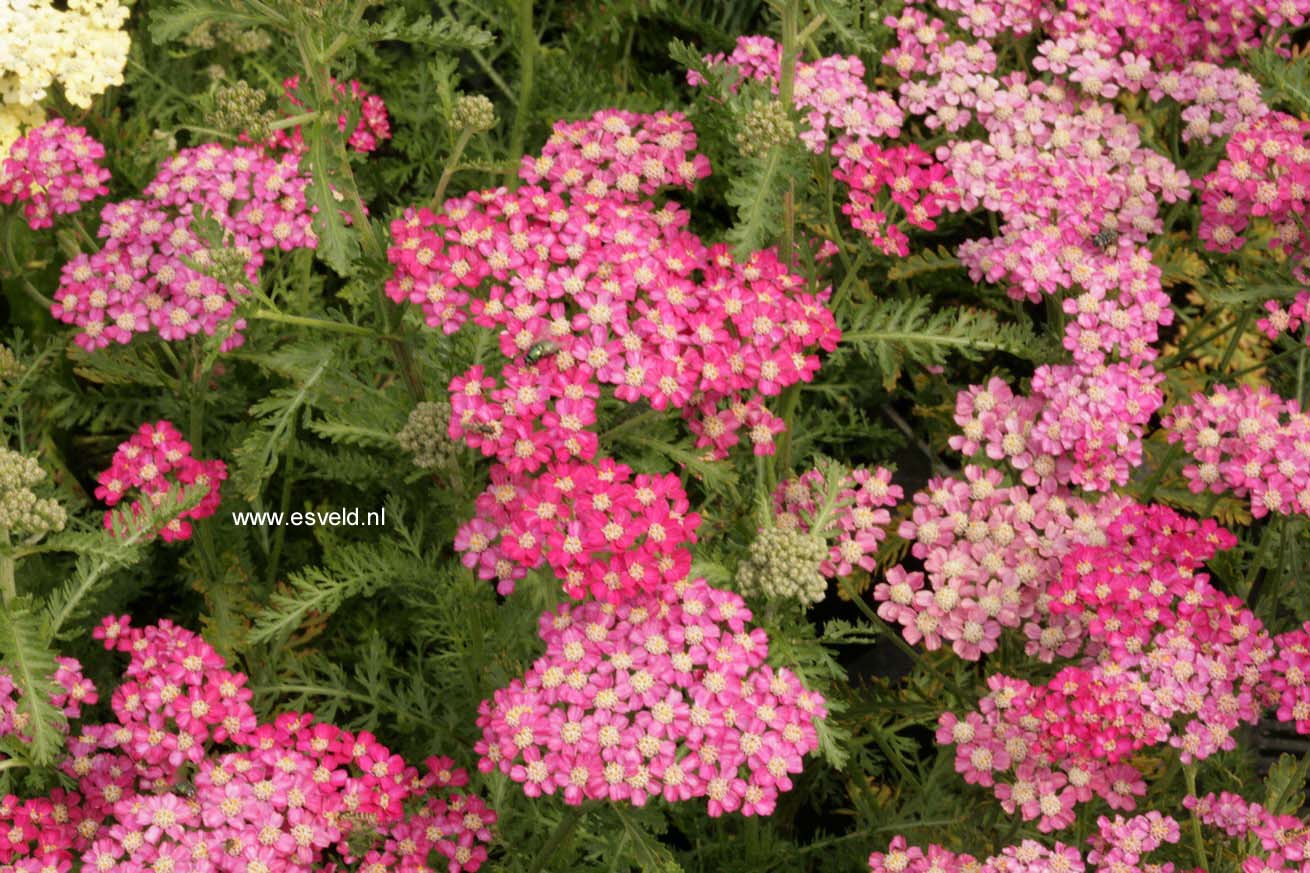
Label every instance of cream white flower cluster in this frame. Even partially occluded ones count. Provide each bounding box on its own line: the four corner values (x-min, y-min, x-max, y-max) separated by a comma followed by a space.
0, 0, 131, 149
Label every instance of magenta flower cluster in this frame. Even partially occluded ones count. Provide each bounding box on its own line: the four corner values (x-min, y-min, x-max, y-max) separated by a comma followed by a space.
93, 420, 226, 543
1163, 383, 1310, 518
0, 616, 496, 873
0, 118, 110, 229
388, 110, 837, 470
1187, 790, 1310, 869
51, 143, 317, 351
475, 577, 824, 817
269, 75, 392, 155
772, 464, 902, 578
935, 503, 1310, 831
453, 457, 699, 601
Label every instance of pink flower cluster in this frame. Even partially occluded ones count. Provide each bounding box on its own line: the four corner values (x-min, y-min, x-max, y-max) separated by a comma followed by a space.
93, 420, 226, 543
868, 809, 1182, 873
270, 75, 392, 155
1259, 292, 1310, 346
454, 457, 699, 601
875, 464, 1115, 661
388, 110, 837, 466
772, 465, 902, 578
832, 142, 959, 256
1269, 623, 1310, 733
0, 118, 110, 229
52, 143, 317, 351
694, 37, 957, 255
0, 616, 496, 873
475, 576, 825, 817
951, 364, 1164, 492
1188, 791, 1310, 870
1199, 112, 1310, 280
0, 657, 96, 742
517, 108, 711, 197
940, 504, 1284, 830
1163, 383, 1310, 518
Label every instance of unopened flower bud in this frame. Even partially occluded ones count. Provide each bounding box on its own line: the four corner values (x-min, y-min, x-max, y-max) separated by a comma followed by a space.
737, 100, 795, 157
452, 94, 497, 134
736, 525, 829, 606
397, 401, 458, 471
0, 448, 66, 538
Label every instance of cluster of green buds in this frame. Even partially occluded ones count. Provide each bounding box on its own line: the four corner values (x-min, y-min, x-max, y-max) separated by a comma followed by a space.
452, 94, 497, 134
396, 401, 458, 472
0, 448, 66, 540
737, 99, 795, 157
212, 79, 278, 142
183, 20, 273, 54
735, 525, 830, 606
0, 344, 19, 382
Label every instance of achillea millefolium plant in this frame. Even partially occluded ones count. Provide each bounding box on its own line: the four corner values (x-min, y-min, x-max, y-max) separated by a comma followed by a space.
3, 0, 1310, 871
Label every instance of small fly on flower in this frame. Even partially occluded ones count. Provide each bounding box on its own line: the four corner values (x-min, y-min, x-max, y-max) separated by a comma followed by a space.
468, 421, 500, 436
524, 339, 560, 365
1090, 227, 1118, 252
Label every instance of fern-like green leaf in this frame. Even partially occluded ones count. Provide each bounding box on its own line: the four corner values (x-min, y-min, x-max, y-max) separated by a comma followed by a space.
149, 0, 282, 43
362, 9, 495, 49
840, 297, 1050, 388
1248, 47, 1310, 116
249, 540, 427, 644
231, 347, 332, 503
886, 245, 962, 281
0, 599, 65, 765
725, 140, 809, 257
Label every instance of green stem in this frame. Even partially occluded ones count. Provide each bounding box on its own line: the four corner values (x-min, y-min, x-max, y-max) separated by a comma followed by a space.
1183, 764, 1211, 873
837, 576, 968, 701
248, 308, 377, 337
504, 0, 537, 189
524, 806, 586, 873
431, 127, 476, 210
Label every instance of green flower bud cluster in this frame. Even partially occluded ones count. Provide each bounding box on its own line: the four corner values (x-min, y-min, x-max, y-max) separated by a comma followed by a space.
397, 402, 458, 472
183, 21, 272, 54
0, 448, 66, 539
452, 94, 497, 134
737, 100, 795, 158
213, 79, 278, 142
0, 345, 19, 382
735, 525, 829, 606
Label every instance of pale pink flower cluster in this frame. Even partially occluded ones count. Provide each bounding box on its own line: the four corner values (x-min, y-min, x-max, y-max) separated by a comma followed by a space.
868, 809, 1182, 873
875, 464, 1117, 662
772, 465, 903, 578
51, 143, 317, 351
1199, 112, 1310, 281
0, 117, 109, 229
1163, 383, 1310, 518
475, 576, 825, 817
1187, 791, 1310, 871
950, 363, 1164, 492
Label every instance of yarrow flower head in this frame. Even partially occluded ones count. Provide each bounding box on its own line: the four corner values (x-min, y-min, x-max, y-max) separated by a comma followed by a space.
0, 0, 130, 150
268, 75, 392, 155
0, 118, 110, 229
93, 420, 227, 542
0, 616, 498, 873
52, 142, 318, 351
475, 576, 826, 816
